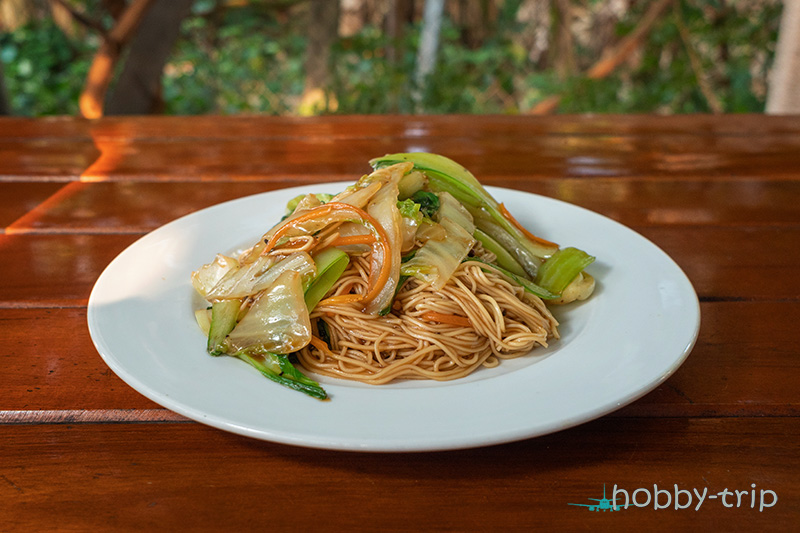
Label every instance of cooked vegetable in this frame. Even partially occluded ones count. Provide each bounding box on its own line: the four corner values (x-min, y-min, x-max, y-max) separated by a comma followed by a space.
411, 190, 440, 218
397, 170, 426, 199
191, 254, 239, 299
285, 193, 333, 216
205, 252, 316, 300
224, 270, 311, 355
207, 299, 240, 355
370, 152, 560, 277
237, 350, 327, 400
192, 153, 597, 400
263, 201, 392, 309
473, 228, 527, 277
305, 248, 350, 311
535, 247, 596, 296
363, 163, 405, 315
400, 192, 476, 290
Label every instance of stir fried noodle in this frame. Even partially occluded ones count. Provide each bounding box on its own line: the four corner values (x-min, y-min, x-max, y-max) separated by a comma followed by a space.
193, 153, 594, 399
298, 252, 559, 385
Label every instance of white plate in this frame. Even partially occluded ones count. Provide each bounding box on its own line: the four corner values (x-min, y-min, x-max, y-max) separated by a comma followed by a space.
88, 183, 699, 452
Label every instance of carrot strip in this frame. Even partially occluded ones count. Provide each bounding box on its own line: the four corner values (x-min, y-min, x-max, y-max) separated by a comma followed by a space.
328, 234, 378, 247
309, 336, 336, 356
318, 294, 363, 306
262, 201, 392, 310
499, 203, 558, 248
349, 213, 391, 306
263, 203, 336, 253
420, 311, 472, 328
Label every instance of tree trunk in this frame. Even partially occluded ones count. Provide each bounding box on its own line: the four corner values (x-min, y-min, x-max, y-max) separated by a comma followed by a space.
105, 0, 193, 115
766, 1, 800, 113
413, 0, 445, 111
299, 0, 341, 114
0, 0, 34, 31
531, 0, 674, 114
0, 60, 9, 115
450, 0, 496, 49
553, 0, 576, 79
587, 0, 674, 79
79, 0, 155, 118
386, 0, 413, 65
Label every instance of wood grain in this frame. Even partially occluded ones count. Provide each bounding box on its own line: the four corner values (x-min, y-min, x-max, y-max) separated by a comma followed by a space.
1, 228, 797, 306
1, 135, 794, 182
3, 115, 800, 182
3, 114, 800, 139
1, 419, 797, 530
1, 115, 798, 531
0, 183, 64, 229
0, 233, 140, 306
5, 179, 800, 234
2, 302, 797, 417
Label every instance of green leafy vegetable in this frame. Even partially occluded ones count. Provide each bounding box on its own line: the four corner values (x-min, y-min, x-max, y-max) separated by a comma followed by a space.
400, 192, 475, 290
205, 252, 317, 300
397, 170, 426, 199
396, 198, 423, 224
411, 190, 440, 218
191, 254, 239, 299
224, 271, 311, 354
207, 299, 241, 355
305, 248, 350, 311
285, 193, 333, 216
371, 152, 560, 277
237, 350, 327, 400
535, 247, 596, 295
473, 228, 527, 277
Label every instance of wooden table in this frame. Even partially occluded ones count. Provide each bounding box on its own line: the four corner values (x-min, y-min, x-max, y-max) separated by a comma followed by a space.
1, 115, 798, 530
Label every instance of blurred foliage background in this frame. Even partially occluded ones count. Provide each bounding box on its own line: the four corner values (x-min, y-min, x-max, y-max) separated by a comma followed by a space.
0, 0, 786, 117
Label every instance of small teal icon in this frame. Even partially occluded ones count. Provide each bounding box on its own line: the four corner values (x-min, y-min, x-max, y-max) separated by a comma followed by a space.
568, 484, 622, 512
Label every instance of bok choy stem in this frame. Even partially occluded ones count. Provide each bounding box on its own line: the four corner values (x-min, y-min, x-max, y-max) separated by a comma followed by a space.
207, 299, 240, 355
535, 247, 596, 295
305, 248, 350, 311
370, 152, 560, 278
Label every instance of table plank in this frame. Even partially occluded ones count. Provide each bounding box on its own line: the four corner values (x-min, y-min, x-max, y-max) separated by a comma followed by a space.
3, 114, 800, 139
1, 228, 797, 306
2, 419, 796, 530
0, 182, 64, 229
2, 302, 797, 417
0, 234, 139, 307
637, 226, 800, 301
10, 136, 796, 182
1, 308, 164, 411
5, 181, 318, 234
6, 179, 800, 234
3, 115, 800, 182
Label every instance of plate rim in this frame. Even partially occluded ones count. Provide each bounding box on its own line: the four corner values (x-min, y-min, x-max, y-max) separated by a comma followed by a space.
87, 183, 700, 452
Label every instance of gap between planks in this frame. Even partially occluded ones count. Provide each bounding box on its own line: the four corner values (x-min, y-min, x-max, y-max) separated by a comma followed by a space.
0, 409, 191, 424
